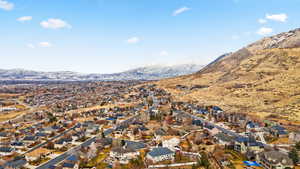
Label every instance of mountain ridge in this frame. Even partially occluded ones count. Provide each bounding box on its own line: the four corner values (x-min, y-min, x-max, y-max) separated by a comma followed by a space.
0, 64, 204, 81
156, 28, 300, 122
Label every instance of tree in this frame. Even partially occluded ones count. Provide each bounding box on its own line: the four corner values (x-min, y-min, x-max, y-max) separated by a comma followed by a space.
295, 141, 300, 150
46, 141, 54, 149
288, 148, 299, 164
198, 152, 210, 169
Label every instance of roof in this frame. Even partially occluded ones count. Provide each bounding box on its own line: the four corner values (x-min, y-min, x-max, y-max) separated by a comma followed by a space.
278, 130, 288, 135
4, 158, 27, 168
260, 151, 293, 166
215, 133, 233, 142
148, 147, 174, 157
0, 132, 8, 137
66, 154, 79, 162
0, 147, 14, 153
23, 135, 37, 141
35, 132, 48, 137
27, 148, 50, 158
48, 165, 57, 169
97, 138, 113, 146
62, 162, 75, 168
155, 128, 166, 136
11, 142, 24, 146
125, 140, 146, 150
235, 136, 249, 143
246, 121, 259, 128
272, 125, 286, 131
111, 147, 136, 154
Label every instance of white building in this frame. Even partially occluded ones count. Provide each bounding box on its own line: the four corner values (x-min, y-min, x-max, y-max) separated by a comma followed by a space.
162, 136, 180, 151
110, 147, 140, 164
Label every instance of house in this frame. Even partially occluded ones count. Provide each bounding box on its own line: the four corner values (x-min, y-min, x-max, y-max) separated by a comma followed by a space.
0, 132, 9, 139
97, 138, 113, 148
41, 127, 56, 134
211, 106, 223, 114
26, 148, 51, 161
55, 138, 72, 149
110, 147, 139, 164
289, 131, 300, 143
192, 120, 203, 126
161, 136, 180, 151
0, 147, 15, 156
35, 132, 48, 138
257, 150, 294, 169
124, 140, 146, 151
270, 125, 288, 138
214, 133, 234, 146
62, 162, 78, 169
2, 157, 27, 169
154, 128, 167, 139
234, 137, 264, 154
22, 135, 38, 144
61, 155, 79, 169
146, 147, 175, 163
86, 124, 99, 136
11, 142, 25, 149
246, 121, 260, 131
66, 154, 79, 163
204, 125, 220, 136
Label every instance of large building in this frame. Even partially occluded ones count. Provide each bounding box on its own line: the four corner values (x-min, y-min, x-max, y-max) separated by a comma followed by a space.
257, 151, 294, 169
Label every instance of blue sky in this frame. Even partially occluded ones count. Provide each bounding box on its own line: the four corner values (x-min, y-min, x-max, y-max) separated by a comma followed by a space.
0, 0, 299, 73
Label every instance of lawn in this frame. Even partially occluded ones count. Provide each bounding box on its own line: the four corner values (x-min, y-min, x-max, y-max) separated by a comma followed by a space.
85, 148, 109, 168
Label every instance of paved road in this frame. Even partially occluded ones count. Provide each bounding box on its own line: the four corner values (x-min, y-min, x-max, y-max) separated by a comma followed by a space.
36, 115, 139, 169
23, 124, 79, 155
36, 136, 97, 169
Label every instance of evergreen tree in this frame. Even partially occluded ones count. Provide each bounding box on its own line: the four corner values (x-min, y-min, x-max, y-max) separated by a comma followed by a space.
288, 148, 299, 164
295, 141, 300, 150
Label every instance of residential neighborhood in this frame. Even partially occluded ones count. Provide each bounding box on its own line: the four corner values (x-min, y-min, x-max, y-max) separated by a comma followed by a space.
0, 82, 299, 169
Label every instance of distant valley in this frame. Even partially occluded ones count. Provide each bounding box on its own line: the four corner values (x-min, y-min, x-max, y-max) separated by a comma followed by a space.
0, 64, 204, 81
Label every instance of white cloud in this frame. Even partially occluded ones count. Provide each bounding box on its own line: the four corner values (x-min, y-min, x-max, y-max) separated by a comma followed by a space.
17, 16, 32, 22
39, 42, 52, 47
40, 18, 72, 29
0, 0, 14, 11
159, 50, 169, 56
231, 35, 240, 40
172, 7, 190, 16
257, 27, 273, 36
266, 13, 287, 22
258, 18, 267, 24
27, 43, 35, 48
126, 37, 140, 44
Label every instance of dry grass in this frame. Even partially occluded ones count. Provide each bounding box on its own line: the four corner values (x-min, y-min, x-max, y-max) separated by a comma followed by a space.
0, 110, 26, 122
156, 48, 300, 123
65, 102, 137, 115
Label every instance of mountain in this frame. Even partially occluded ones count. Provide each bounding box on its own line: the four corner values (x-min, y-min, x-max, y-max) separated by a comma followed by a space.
156, 28, 300, 122
0, 64, 204, 81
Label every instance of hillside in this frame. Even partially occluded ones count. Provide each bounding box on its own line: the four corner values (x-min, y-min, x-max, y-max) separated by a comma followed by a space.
156, 28, 300, 122
0, 64, 203, 81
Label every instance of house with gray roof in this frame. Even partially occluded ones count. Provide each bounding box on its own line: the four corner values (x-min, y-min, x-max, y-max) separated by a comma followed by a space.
0, 147, 15, 156
110, 147, 140, 164
214, 133, 234, 146
146, 147, 175, 163
257, 150, 294, 169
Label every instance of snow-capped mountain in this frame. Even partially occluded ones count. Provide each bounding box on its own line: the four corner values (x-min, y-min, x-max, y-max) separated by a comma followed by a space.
0, 64, 204, 81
